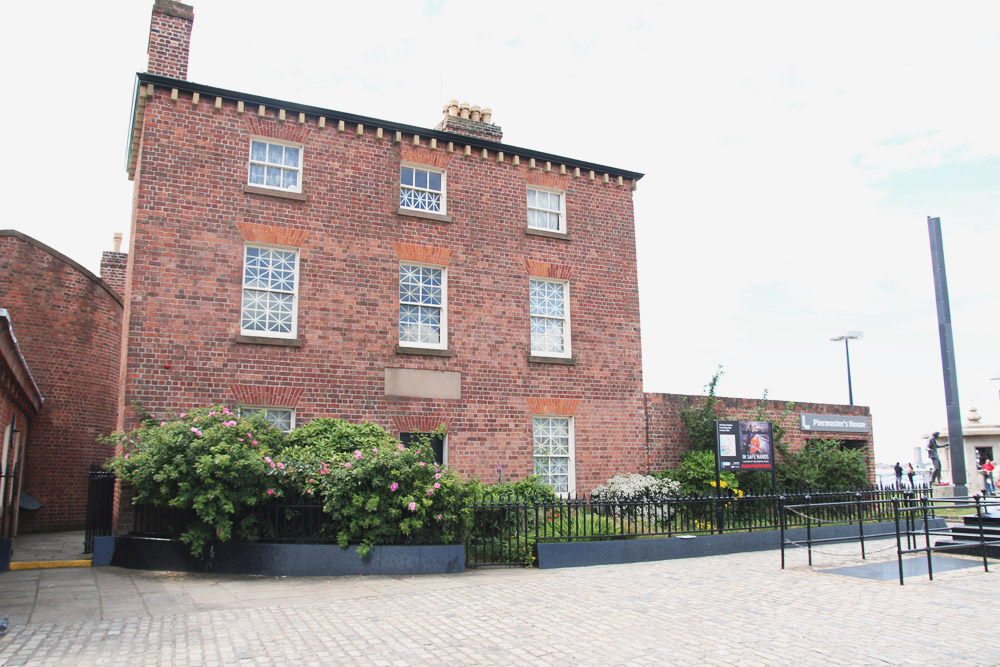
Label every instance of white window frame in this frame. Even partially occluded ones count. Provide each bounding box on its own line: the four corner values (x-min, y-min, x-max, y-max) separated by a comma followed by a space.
398, 261, 448, 350
399, 431, 448, 466
240, 244, 300, 339
529, 277, 571, 358
399, 163, 447, 214
240, 407, 296, 433
526, 186, 566, 233
248, 137, 303, 193
532, 415, 575, 496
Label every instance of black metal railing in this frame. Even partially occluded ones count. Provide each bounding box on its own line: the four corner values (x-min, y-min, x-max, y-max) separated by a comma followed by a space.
466, 486, 933, 566
1, 464, 18, 540
83, 464, 117, 553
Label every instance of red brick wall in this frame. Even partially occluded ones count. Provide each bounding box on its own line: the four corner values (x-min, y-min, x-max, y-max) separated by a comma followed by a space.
120, 87, 646, 496
644, 392, 875, 479
0, 233, 123, 531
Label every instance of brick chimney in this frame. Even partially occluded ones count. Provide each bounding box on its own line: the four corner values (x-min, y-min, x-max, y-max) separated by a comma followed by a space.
147, 0, 194, 79
101, 232, 128, 296
434, 100, 503, 142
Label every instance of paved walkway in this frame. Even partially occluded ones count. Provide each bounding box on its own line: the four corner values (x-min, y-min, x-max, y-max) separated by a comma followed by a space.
0, 540, 997, 666
8, 531, 89, 566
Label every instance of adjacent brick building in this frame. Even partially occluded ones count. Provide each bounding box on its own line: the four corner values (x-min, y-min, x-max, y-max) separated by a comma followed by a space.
116, 0, 874, 511
0, 310, 44, 539
0, 231, 123, 532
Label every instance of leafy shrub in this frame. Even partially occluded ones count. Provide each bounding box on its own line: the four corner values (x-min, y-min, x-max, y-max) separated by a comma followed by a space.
680, 367, 723, 452
662, 449, 738, 496
265, 429, 464, 557
282, 418, 396, 461
464, 475, 559, 502
105, 406, 285, 556
776, 438, 868, 490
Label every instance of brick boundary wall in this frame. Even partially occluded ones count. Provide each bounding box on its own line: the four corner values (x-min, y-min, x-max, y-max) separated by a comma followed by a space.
0, 232, 123, 532
644, 392, 875, 480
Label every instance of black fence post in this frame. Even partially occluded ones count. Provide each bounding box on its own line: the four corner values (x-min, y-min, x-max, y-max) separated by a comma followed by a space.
779, 495, 786, 569
804, 495, 812, 566
975, 495, 988, 573
893, 497, 904, 585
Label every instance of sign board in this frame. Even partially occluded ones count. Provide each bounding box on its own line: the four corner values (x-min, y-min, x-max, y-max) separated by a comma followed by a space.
715, 420, 774, 471
800, 414, 871, 433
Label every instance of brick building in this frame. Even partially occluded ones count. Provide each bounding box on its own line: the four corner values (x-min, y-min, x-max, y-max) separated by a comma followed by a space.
116, 0, 874, 509
0, 231, 123, 532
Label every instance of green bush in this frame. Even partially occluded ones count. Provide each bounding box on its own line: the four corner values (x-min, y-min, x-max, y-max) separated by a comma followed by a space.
266, 428, 464, 557
679, 367, 723, 452
776, 438, 868, 489
662, 450, 738, 496
105, 406, 285, 556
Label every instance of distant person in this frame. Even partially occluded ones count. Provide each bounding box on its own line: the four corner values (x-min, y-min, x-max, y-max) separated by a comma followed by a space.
927, 432, 948, 485
982, 459, 996, 495
906, 463, 915, 488
894, 462, 903, 487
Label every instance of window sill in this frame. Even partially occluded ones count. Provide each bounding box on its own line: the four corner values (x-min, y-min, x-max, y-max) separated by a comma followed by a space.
236, 334, 303, 347
528, 355, 576, 365
525, 228, 572, 240
242, 184, 308, 202
396, 207, 453, 223
396, 345, 453, 357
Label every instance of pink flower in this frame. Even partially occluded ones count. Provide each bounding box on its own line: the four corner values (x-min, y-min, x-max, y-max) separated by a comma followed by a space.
252, 440, 258, 445
194, 416, 199, 421
124, 453, 129, 459
437, 514, 443, 520
427, 490, 434, 496
277, 462, 285, 470
344, 462, 352, 468
434, 482, 440, 489
149, 413, 155, 419
418, 462, 426, 467
416, 450, 422, 455
308, 479, 315, 484
190, 427, 202, 436
238, 438, 244, 442
306, 489, 313, 495
179, 413, 186, 418
354, 450, 363, 460
247, 432, 253, 439
372, 447, 378, 454
160, 422, 167, 427
267, 489, 274, 495
390, 482, 399, 491
223, 407, 231, 415
408, 502, 417, 511
435, 473, 442, 479
397, 443, 405, 451
320, 469, 327, 476
270, 462, 275, 468
264, 456, 272, 463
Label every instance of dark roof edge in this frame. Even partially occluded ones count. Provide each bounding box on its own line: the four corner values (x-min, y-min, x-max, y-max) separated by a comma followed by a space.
136, 73, 646, 182
0, 309, 45, 412
0, 230, 124, 307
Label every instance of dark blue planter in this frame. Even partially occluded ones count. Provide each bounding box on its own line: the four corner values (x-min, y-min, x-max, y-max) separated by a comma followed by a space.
109, 536, 465, 576
536, 520, 947, 569
0, 538, 10, 572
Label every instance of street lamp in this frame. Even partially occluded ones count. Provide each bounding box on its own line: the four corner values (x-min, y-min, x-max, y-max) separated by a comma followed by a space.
830, 331, 863, 405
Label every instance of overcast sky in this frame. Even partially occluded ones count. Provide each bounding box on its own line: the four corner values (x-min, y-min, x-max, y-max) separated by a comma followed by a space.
3, 0, 997, 468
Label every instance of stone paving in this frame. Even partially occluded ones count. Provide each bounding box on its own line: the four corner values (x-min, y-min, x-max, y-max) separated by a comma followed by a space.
0, 540, 998, 666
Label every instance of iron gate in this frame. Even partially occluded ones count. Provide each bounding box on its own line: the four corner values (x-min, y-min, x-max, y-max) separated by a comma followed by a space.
84, 464, 116, 554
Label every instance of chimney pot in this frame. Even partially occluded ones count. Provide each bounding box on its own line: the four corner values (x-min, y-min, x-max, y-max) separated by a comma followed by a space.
482, 107, 493, 124
113, 232, 123, 253
448, 99, 459, 117
470, 105, 481, 122
459, 102, 471, 119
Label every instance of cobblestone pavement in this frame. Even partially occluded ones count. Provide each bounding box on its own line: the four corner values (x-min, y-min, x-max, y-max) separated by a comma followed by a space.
1, 540, 998, 666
